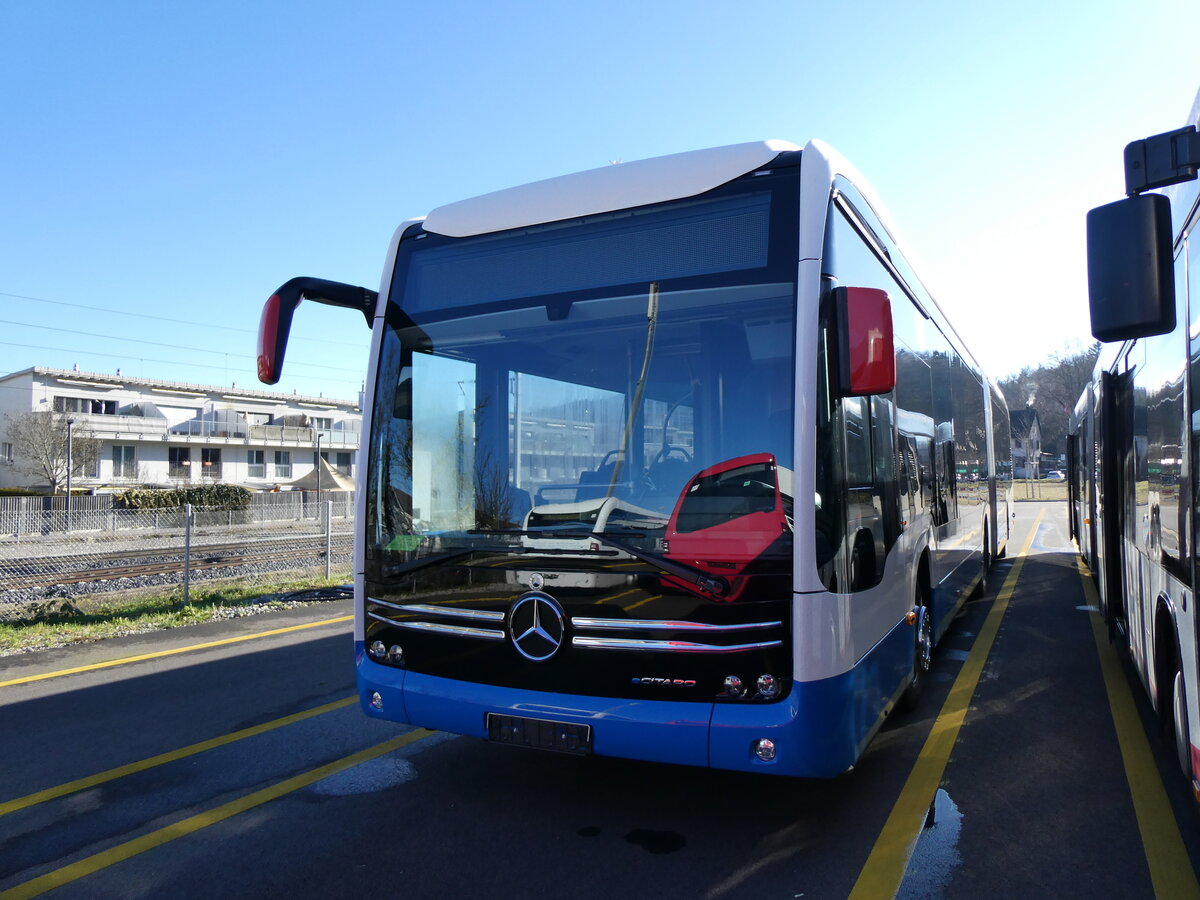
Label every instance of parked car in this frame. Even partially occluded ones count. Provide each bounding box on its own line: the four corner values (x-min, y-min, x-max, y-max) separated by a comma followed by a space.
1044, 470, 1065, 482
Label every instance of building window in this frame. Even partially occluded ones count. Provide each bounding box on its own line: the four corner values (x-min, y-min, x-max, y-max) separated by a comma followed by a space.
54, 396, 117, 415
1, 442, 12, 465
169, 447, 191, 478
112, 445, 135, 479
311, 416, 333, 430
72, 456, 99, 478
274, 450, 292, 478
248, 449, 265, 478
335, 451, 353, 476
201, 448, 222, 480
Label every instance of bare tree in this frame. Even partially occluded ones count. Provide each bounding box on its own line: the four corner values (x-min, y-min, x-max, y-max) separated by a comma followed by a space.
999, 342, 1100, 457
474, 446, 514, 530
4, 411, 102, 493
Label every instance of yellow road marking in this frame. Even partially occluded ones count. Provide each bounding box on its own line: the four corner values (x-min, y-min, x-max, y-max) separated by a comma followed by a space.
0, 616, 353, 689
595, 587, 640, 606
623, 594, 662, 613
848, 509, 1044, 900
0, 729, 434, 900
0, 696, 356, 818
1077, 557, 1200, 899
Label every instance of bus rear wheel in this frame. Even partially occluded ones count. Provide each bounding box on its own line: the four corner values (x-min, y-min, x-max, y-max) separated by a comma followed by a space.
898, 600, 932, 712
1172, 667, 1192, 780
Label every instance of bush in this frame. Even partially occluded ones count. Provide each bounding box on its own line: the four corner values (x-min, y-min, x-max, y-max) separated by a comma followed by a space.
118, 484, 253, 511
0, 488, 42, 496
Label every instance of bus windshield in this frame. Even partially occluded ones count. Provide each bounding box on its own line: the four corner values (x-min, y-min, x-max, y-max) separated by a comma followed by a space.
366, 170, 798, 587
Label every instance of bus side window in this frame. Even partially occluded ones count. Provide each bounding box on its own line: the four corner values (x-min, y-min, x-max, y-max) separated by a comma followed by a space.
843, 396, 872, 487
872, 394, 901, 548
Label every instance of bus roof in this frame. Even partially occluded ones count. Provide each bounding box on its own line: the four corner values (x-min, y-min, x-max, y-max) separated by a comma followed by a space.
422, 140, 800, 238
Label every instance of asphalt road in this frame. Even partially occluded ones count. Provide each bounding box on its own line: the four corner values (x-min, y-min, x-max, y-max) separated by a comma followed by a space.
1, 501, 1198, 899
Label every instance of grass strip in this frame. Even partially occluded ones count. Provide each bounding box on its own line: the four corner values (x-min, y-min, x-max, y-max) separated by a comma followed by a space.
0, 577, 350, 655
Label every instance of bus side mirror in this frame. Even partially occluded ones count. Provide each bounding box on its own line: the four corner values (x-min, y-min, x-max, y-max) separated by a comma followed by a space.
1085, 193, 1175, 343
835, 286, 895, 397
257, 277, 378, 384
257, 290, 295, 385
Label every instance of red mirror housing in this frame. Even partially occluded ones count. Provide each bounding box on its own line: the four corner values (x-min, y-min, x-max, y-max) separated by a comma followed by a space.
257, 291, 297, 385
835, 286, 895, 397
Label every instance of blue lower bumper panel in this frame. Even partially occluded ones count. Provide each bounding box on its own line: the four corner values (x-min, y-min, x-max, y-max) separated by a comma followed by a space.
359, 654, 710, 769
357, 620, 913, 779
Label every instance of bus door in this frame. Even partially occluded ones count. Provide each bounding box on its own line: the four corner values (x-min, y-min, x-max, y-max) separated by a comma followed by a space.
1067, 432, 1079, 542
1087, 385, 1100, 571
1098, 368, 1132, 636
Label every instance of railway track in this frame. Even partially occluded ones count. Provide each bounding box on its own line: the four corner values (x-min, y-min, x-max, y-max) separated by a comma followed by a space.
2, 533, 330, 570
2, 541, 351, 592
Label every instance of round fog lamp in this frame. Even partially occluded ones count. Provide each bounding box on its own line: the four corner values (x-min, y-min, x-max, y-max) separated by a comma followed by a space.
754, 738, 777, 762
369, 640, 386, 659
370, 691, 384, 710
756, 673, 779, 699
387, 644, 405, 665
723, 675, 745, 698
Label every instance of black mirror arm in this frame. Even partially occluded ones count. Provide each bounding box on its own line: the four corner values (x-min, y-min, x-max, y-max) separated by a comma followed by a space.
276, 276, 378, 327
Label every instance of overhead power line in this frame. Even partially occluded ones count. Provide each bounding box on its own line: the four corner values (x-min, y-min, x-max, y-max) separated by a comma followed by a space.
0, 318, 364, 375
0, 289, 368, 349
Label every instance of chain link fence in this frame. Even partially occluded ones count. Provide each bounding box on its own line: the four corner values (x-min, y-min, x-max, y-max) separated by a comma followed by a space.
0, 492, 355, 622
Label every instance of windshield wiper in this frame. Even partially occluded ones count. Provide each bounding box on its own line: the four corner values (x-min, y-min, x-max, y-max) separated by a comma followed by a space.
383, 548, 478, 578
588, 532, 728, 598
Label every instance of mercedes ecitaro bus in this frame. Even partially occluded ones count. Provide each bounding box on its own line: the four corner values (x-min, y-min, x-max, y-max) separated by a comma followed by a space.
257, 139, 1009, 776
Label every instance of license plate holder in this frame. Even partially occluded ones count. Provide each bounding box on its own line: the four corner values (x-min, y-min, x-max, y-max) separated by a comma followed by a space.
486, 713, 592, 756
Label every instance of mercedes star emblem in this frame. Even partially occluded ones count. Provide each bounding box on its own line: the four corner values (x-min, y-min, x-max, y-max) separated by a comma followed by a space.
509, 592, 565, 661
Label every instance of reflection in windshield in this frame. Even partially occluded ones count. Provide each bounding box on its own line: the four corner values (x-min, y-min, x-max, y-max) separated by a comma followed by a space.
662, 453, 793, 601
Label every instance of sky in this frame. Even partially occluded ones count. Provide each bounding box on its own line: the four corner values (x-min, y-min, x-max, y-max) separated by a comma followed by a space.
1, 0, 1197, 405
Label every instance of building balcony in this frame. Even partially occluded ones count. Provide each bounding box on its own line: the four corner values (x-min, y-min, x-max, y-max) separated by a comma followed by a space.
66, 415, 359, 449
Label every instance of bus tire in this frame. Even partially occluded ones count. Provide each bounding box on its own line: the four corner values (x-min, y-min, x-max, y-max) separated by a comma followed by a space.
1172, 665, 1192, 780
898, 597, 932, 712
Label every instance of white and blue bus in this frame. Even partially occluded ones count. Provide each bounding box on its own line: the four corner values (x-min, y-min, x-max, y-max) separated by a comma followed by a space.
258, 140, 1010, 776
1071, 87, 1200, 803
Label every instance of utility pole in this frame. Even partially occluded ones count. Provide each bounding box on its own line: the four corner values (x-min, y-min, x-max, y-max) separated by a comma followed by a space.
65, 417, 75, 532
315, 431, 323, 501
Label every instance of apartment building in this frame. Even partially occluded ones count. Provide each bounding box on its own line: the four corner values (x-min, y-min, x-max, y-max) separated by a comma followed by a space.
0, 367, 360, 492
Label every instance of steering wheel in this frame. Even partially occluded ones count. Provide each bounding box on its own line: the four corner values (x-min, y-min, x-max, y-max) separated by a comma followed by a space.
651, 445, 692, 467
596, 449, 623, 469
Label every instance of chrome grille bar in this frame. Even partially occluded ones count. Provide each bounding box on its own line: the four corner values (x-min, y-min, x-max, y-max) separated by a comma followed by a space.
572, 636, 782, 653
367, 611, 506, 641
368, 597, 505, 622
571, 617, 781, 632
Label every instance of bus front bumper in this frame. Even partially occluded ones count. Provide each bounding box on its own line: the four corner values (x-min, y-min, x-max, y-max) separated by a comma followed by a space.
356, 642, 861, 778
